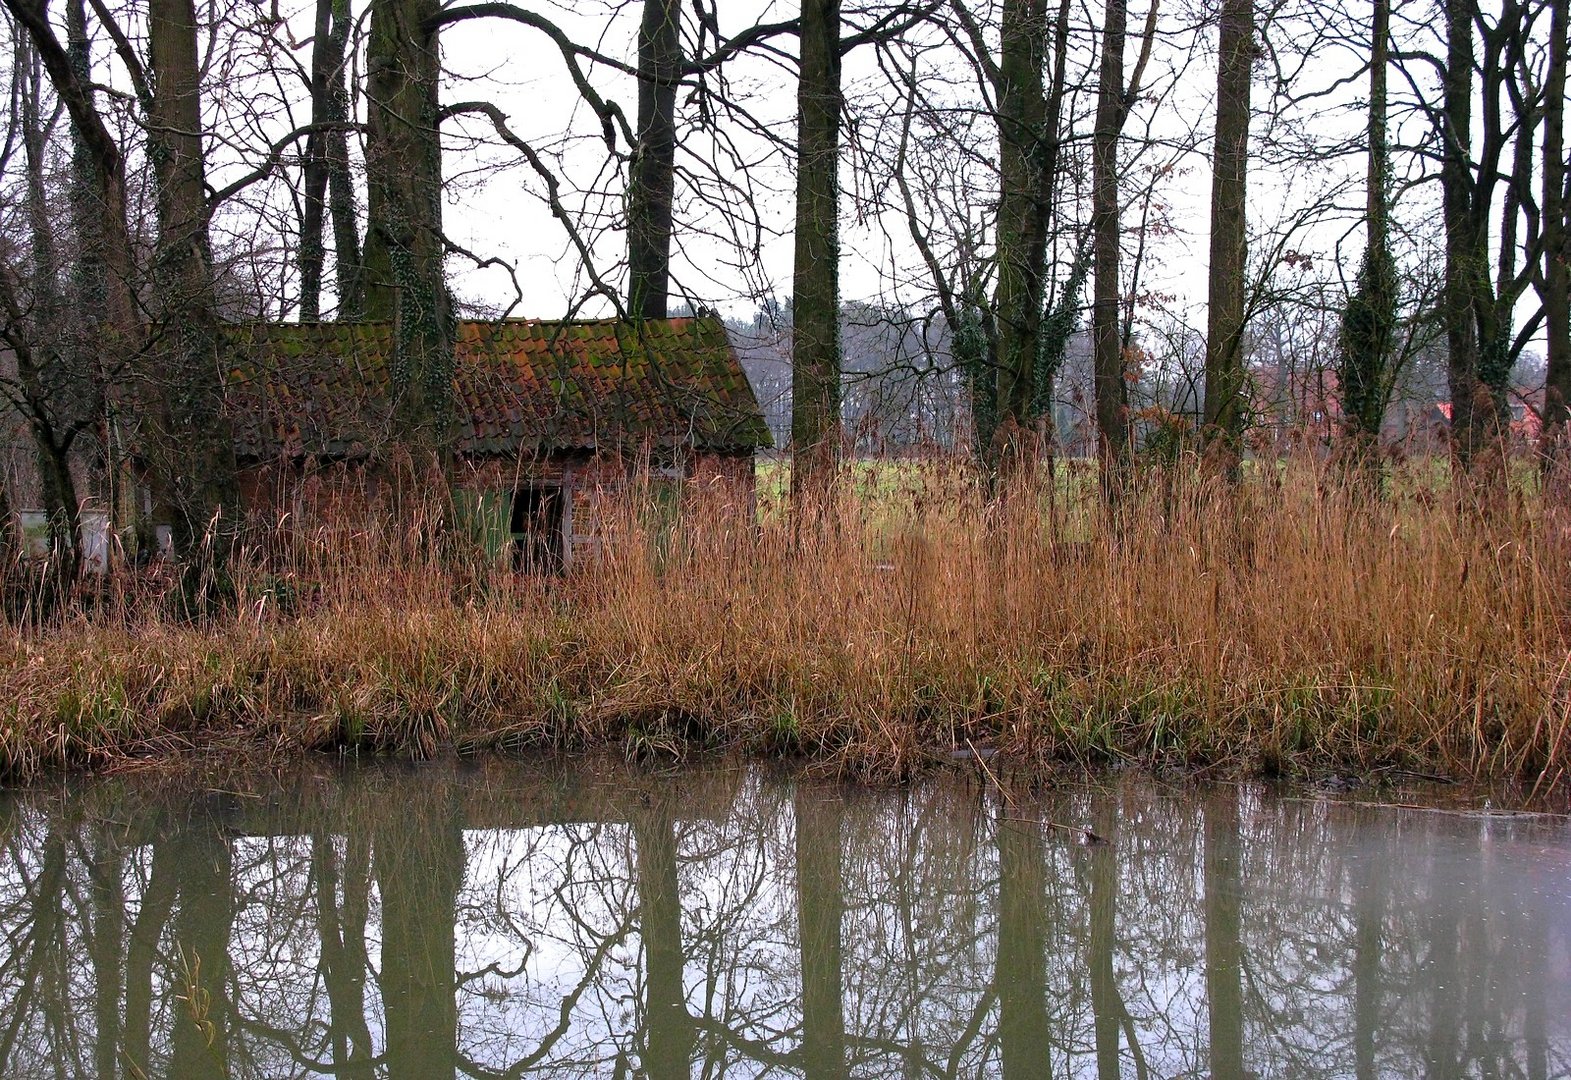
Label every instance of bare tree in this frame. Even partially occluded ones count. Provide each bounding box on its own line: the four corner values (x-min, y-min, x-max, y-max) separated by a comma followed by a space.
1424, 0, 1546, 469
144, 0, 242, 567
1336, 0, 1399, 482
1202, 0, 1255, 465
1541, 0, 1568, 465
790, 0, 843, 495
628, 0, 682, 320
1091, 0, 1159, 490
300, 0, 362, 321
2, 0, 141, 568
363, 0, 455, 461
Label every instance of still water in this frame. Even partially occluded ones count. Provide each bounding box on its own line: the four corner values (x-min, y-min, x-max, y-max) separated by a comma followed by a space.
0, 758, 1567, 1079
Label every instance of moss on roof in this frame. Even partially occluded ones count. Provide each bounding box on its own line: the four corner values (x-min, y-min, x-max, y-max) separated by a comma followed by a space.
225, 316, 771, 461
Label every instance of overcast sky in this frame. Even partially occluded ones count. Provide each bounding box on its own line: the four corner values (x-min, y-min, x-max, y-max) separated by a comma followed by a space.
65, 0, 1544, 353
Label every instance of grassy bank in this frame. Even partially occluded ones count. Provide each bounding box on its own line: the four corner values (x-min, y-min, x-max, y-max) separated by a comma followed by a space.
1, 458, 1567, 789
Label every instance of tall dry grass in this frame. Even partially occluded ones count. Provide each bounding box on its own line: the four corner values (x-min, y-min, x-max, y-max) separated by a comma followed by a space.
1, 455, 1567, 788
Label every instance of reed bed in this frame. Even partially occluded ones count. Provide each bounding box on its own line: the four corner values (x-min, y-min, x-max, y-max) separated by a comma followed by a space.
1, 456, 1567, 789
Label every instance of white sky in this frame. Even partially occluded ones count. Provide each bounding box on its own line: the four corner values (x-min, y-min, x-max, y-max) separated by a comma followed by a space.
36, 0, 1547, 357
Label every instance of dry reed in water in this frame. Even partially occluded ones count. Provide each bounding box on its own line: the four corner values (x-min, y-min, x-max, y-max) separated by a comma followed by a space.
0, 455, 1566, 788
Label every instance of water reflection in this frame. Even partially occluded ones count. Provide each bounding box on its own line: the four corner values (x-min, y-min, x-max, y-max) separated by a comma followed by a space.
0, 761, 1567, 1078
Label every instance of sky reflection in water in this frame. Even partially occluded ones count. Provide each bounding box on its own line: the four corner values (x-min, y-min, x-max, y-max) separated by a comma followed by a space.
0, 759, 1567, 1079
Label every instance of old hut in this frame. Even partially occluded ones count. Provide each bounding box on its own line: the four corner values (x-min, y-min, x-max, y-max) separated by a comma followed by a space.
226, 315, 770, 567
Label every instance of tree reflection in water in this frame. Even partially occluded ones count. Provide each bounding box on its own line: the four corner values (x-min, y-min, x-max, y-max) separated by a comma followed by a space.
0, 762, 1566, 1078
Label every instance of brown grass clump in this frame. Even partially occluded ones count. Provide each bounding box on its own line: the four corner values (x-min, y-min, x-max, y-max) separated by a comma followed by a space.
1, 456, 1567, 789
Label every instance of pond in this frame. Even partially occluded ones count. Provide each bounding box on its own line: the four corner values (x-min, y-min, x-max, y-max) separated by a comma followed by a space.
0, 758, 1567, 1078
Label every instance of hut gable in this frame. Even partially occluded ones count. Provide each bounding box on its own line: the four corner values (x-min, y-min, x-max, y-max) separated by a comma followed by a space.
225, 316, 772, 462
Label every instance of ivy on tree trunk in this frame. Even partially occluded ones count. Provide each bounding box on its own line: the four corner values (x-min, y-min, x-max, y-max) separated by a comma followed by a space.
364, 0, 456, 464
790, 0, 843, 496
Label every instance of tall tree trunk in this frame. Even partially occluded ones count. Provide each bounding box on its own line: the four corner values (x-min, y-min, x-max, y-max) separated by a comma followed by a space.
790, 0, 843, 496
6, 0, 139, 559
1336, 0, 1397, 485
1087, 832, 1121, 1080
1442, 0, 1484, 465
629, 0, 681, 320
66, 0, 133, 547
1092, 0, 1132, 490
795, 786, 846, 1078
6, 0, 134, 332
88, 832, 126, 1080
327, 0, 363, 317
1030, 0, 1074, 448
993, 0, 1049, 468
635, 799, 693, 1078
996, 808, 1050, 1077
299, 0, 332, 321
9, 24, 83, 578
1202, 0, 1253, 466
363, 0, 454, 461
300, 0, 361, 321
66, 0, 99, 309
312, 829, 375, 1079
1203, 794, 1245, 1080
146, 0, 241, 571
19, 31, 57, 319
167, 820, 235, 1080
1541, 0, 1569, 469
375, 781, 463, 1079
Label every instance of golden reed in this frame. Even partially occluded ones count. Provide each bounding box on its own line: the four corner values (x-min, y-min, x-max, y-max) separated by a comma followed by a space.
1, 454, 1566, 791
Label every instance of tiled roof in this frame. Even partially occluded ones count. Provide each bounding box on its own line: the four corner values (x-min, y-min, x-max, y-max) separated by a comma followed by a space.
225, 317, 771, 460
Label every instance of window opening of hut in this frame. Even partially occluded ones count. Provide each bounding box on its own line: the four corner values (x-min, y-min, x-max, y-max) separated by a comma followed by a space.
512, 486, 563, 571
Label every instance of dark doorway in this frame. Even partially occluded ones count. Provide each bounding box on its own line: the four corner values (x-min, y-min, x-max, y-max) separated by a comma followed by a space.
511, 486, 564, 571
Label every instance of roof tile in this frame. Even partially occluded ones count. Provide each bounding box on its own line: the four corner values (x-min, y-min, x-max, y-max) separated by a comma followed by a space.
225, 316, 771, 460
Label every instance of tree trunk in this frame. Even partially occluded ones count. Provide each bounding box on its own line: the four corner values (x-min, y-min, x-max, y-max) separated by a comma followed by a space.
997, 809, 1050, 1077
12, 26, 83, 577
635, 799, 693, 1078
1202, 0, 1253, 465
375, 782, 463, 1079
993, 0, 1049, 468
6, 0, 140, 562
299, 0, 332, 321
312, 829, 375, 1079
1541, 0, 1569, 469
146, 0, 241, 572
1336, 0, 1397, 484
1088, 834, 1121, 1080
1030, 0, 1074, 447
1441, 0, 1485, 465
790, 0, 843, 496
1203, 794, 1245, 1080
167, 820, 235, 1080
794, 786, 846, 1078
300, 0, 361, 321
327, 0, 363, 317
629, 0, 681, 320
1092, 0, 1131, 489
19, 29, 57, 321
66, 0, 135, 548
363, 0, 455, 461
